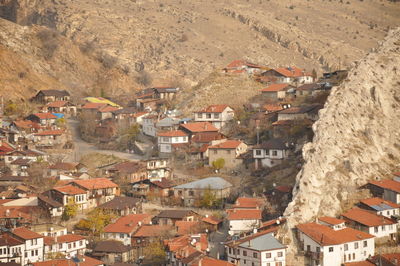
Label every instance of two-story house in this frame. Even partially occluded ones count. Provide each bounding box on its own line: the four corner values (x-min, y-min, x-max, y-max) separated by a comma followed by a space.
44, 234, 86, 258
368, 179, 400, 204
226, 209, 262, 235
253, 138, 290, 169
277, 104, 323, 122
157, 130, 189, 153
260, 84, 295, 100
296, 220, 374, 266
0, 232, 24, 264
359, 197, 400, 219
46, 101, 77, 117
179, 122, 219, 140
207, 140, 247, 169
145, 158, 171, 179
261, 67, 314, 84
26, 113, 58, 126
194, 105, 234, 129
12, 227, 44, 265
50, 185, 88, 211
32, 90, 71, 104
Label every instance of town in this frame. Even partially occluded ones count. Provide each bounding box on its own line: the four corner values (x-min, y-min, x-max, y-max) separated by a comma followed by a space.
0, 60, 398, 266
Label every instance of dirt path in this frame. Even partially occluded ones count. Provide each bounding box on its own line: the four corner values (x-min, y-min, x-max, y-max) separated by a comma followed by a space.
66, 118, 145, 161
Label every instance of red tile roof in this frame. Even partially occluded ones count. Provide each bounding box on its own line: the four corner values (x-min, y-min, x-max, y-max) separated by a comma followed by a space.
318, 216, 346, 225
44, 234, 85, 245
81, 102, 107, 110
98, 105, 120, 113
202, 215, 222, 225
263, 103, 284, 112
13, 227, 43, 240
133, 224, 173, 237
191, 132, 225, 144
296, 222, 374, 246
180, 122, 218, 133
192, 257, 236, 266
261, 83, 291, 92
233, 197, 265, 209
33, 256, 103, 266
175, 221, 202, 235
341, 207, 396, 227
103, 214, 152, 233
70, 178, 118, 190
35, 129, 64, 136
208, 140, 243, 150
274, 66, 312, 77
33, 113, 57, 119
369, 179, 400, 193
196, 105, 231, 113
158, 130, 188, 137
13, 120, 41, 130
360, 197, 400, 209
0, 206, 32, 220
53, 185, 87, 195
344, 261, 374, 266
226, 209, 262, 220
46, 101, 68, 108
0, 141, 15, 155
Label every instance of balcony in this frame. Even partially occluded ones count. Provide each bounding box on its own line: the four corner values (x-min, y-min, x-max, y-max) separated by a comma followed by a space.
305, 251, 323, 260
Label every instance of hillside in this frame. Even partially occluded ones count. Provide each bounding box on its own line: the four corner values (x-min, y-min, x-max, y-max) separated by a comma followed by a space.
281, 27, 400, 261
1, 0, 399, 91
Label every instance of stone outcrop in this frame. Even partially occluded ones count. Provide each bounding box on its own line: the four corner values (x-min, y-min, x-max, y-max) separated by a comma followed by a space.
282, 27, 400, 258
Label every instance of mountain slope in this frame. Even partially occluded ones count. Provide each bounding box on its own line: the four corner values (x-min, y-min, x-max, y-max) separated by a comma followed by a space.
282, 27, 400, 261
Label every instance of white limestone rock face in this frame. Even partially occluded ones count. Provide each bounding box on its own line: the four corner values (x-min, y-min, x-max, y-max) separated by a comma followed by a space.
283, 27, 400, 251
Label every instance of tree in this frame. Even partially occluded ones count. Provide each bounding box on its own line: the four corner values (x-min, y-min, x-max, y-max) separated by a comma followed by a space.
75, 209, 116, 236
4, 101, 17, 115
212, 158, 225, 171
312, 68, 317, 80
199, 186, 221, 208
142, 240, 167, 265
56, 118, 65, 127
62, 202, 78, 221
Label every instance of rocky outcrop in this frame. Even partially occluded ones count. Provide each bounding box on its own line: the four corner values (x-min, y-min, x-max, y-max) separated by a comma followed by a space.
282, 27, 400, 258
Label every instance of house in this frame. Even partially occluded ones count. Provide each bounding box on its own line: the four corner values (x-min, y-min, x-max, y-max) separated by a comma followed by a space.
179, 122, 219, 140
226, 209, 262, 235
153, 87, 180, 100
131, 224, 174, 248
233, 197, 266, 210
0, 232, 24, 264
67, 178, 119, 208
262, 103, 291, 114
145, 158, 171, 179
102, 214, 152, 246
46, 101, 77, 117
141, 115, 159, 137
49, 185, 88, 211
26, 113, 58, 126
130, 178, 175, 199
367, 179, 400, 204
175, 221, 203, 236
30, 223, 67, 237
317, 217, 347, 231
222, 60, 264, 75
112, 108, 148, 124
33, 256, 103, 266
194, 105, 235, 129
98, 196, 142, 216
11, 227, 44, 265
157, 130, 189, 153
5, 149, 47, 166
253, 138, 290, 169
190, 256, 235, 266
47, 162, 86, 177
44, 234, 86, 259
173, 177, 232, 207
260, 84, 295, 100
0, 206, 33, 228
296, 83, 324, 97
10, 120, 41, 135
81, 102, 108, 118
37, 194, 64, 217
261, 66, 314, 84
207, 139, 248, 169
105, 161, 147, 183
32, 90, 70, 104
341, 207, 397, 239
9, 158, 31, 176
153, 210, 199, 226
33, 129, 66, 148
277, 104, 323, 121
91, 240, 135, 265
296, 221, 374, 266
225, 231, 286, 266
358, 197, 400, 219
164, 234, 208, 266
97, 105, 121, 120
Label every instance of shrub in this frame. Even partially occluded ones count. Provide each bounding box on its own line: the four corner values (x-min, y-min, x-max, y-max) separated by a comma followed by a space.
135, 70, 153, 86
212, 158, 225, 170
37, 28, 59, 60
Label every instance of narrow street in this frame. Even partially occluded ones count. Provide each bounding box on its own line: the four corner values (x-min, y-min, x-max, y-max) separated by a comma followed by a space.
65, 118, 145, 161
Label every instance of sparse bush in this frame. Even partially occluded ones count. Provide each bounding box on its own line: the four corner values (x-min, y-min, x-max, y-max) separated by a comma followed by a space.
135, 70, 153, 86
79, 40, 96, 54
98, 53, 118, 69
179, 33, 189, 42
36, 28, 60, 60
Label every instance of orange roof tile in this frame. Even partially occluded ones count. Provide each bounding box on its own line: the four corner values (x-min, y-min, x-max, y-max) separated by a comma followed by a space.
13, 227, 43, 240
180, 122, 218, 133
192, 257, 236, 266
13, 120, 41, 130
233, 197, 265, 209
196, 105, 231, 113
81, 102, 107, 110
208, 140, 243, 149
226, 209, 262, 220
158, 130, 188, 137
46, 101, 68, 108
103, 214, 152, 233
369, 179, 400, 193
261, 83, 291, 92
98, 105, 120, 113
274, 66, 312, 77
133, 224, 173, 237
360, 197, 400, 209
35, 129, 64, 136
44, 234, 85, 245
341, 207, 396, 227
296, 222, 374, 246
33, 256, 103, 266
53, 185, 86, 195
70, 178, 118, 190
318, 216, 346, 225
202, 215, 222, 225
344, 261, 374, 266
263, 103, 284, 112
33, 113, 57, 119
175, 221, 202, 235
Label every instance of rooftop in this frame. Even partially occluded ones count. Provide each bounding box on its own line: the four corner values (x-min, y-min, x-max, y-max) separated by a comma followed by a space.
261, 83, 291, 92
226, 209, 262, 220
238, 233, 285, 251
360, 197, 400, 211
53, 185, 86, 195
180, 122, 218, 133
341, 207, 396, 227
196, 105, 231, 113
158, 130, 188, 137
156, 210, 195, 219
12, 227, 43, 240
69, 178, 118, 190
103, 214, 152, 233
93, 240, 132, 253
208, 140, 243, 150
369, 179, 400, 193
174, 177, 232, 190
98, 196, 140, 211
318, 216, 346, 225
233, 197, 266, 209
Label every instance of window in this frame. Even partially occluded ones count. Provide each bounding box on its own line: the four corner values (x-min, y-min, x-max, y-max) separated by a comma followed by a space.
197, 114, 202, 119
353, 253, 355, 260
174, 137, 179, 142
73, 242, 76, 248
363, 240, 367, 247
344, 244, 348, 251
329, 247, 334, 252
382, 225, 386, 231
243, 259, 246, 264
59, 244, 62, 249
229, 247, 232, 254
253, 252, 258, 258
226, 150, 231, 154
390, 224, 393, 230
316, 247, 320, 253
374, 226, 379, 233
213, 150, 217, 154
243, 250, 247, 256
31, 250, 34, 256
206, 114, 211, 119
189, 191, 194, 196
0, 249, 2, 255
35, 250, 38, 256
68, 243, 72, 249
214, 113, 219, 119
265, 253, 271, 258
277, 251, 283, 257
33, 239, 37, 245
255, 150, 261, 156
25, 252, 27, 258
272, 150, 278, 156
307, 245, 310, 251
354, 242, 358, 249
348, 254, 351, 261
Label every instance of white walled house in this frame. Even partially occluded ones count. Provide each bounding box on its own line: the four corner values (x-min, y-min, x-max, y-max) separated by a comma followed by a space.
296, 221, 374, 266
0, 232, 25, 264
359, 197, 400, 218
157, 130, 189, 153
142, 115, 158, 137
368, 179, 400, 204
30, 224, 67, 237
194, 105, 235, 129
44, 234, 86, 258
253, 138, 290, 169
12, 227, 44, 265
225, 232, 286, 266
261, 67, 314, 84
226, 209, 262, 235
341, 207, 397, 239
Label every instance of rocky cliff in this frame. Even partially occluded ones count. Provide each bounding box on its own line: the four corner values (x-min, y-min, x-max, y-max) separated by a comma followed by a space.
282, 27, 400, 260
